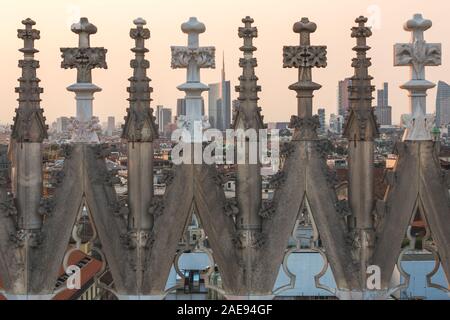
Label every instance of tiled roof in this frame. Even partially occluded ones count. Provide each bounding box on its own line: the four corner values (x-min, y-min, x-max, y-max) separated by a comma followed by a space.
0, 250, 102, 300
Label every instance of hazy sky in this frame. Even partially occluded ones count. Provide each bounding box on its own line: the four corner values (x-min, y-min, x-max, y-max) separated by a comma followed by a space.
1, 0, 449, 126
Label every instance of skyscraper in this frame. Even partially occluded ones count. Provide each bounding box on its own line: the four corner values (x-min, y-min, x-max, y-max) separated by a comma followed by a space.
338, 78, 352, 117
208, 54, 231, 132
318, 108, 326, 135
436, 81, 450, 127
56, 117, 70, 134
156, 105, 172, 136
106, 116, 115, 136
374, 82, 392, 126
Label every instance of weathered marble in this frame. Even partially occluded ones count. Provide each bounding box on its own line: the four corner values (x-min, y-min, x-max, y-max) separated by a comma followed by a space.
61, 18, 107, 143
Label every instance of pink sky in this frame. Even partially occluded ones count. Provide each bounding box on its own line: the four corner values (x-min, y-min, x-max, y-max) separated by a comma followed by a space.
1, 0, 449, 126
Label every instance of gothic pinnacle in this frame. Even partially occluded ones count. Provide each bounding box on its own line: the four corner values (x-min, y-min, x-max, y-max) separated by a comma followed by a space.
343, 16, 378, 141
11, 18, 48, 143
233, 16, 264, 131
122, 18, 158, 142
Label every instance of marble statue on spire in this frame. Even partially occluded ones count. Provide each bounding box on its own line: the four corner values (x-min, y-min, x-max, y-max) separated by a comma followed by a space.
61, 17, 107, 143
394, 14, 441, 141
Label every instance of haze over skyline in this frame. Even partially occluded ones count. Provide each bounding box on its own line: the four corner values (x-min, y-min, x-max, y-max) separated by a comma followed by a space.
1, 0, 449, 126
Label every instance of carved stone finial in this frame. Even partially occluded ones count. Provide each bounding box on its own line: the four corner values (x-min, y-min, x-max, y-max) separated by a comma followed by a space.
394, 13, 441, 141
61, 18, 107, 84
122, 18, 158, 142
130, 17, 150, 44
404, 14, 432, 37
133, 17, 147, 27
61, 18, 107, 143
18, 18, 40, 57
233, 17, 264, 131
11, 18, 48, 142
343, 16, 378, 141
283, 18, 326, 140
181, 17, 206, 48
171, 17, 215, 142
71, 17, 97, 48
293, 17, 317, 45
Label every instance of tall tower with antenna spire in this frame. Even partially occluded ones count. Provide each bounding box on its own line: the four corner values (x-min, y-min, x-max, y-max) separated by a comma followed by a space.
222, 51, 226, 82
208, 51, 231, 131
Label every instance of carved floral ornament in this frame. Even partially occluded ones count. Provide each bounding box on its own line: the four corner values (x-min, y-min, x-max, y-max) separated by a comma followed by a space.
170, 46, 216, 69
283, 45, 327, 68
351, 25, 372, 38
238, 25, 257, 39
61, 47, 108, 70
130, 27, 150, 40
394, 42, 441, 77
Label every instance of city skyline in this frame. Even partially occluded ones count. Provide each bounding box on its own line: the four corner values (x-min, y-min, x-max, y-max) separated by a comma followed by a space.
0, 7, 449, 302
0, 0, 449, 127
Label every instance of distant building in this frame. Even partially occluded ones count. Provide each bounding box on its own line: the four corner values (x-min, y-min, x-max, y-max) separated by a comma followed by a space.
56, 117, 70, 134
318, 108, 326, 135
0, 145, 9, 171
176, 98, 186, 118
338, 78, 352, 117
436, 81, 450, 127
329, 113, 344, 135
374, 82, 392, 126
208, 56, 231, 132
106, 116, 115, 136
267, 122, 290, 131
156, 106, 172, 136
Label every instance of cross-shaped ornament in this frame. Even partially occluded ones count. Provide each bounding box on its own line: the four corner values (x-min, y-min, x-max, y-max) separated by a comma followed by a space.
61, 18, 107, 83
283, 18, 327, 140
171, 17, 215, 142
18, 18, 40, 57
238, 16, 257, 55
394, 14, 442, 141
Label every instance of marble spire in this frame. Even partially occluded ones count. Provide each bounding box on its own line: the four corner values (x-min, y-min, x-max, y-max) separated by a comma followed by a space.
394, 14, 441, 141
344, 16, 377, 135
11, 18, 48, 143
11, 18, 48, 231
343, 16, 379, 286
61, 17, 107, 143
283, 18, 327, 140
232, 17, 265, 293
233, 16, 264, 131
122, 18, 158, 142
171, 17, 215, 143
